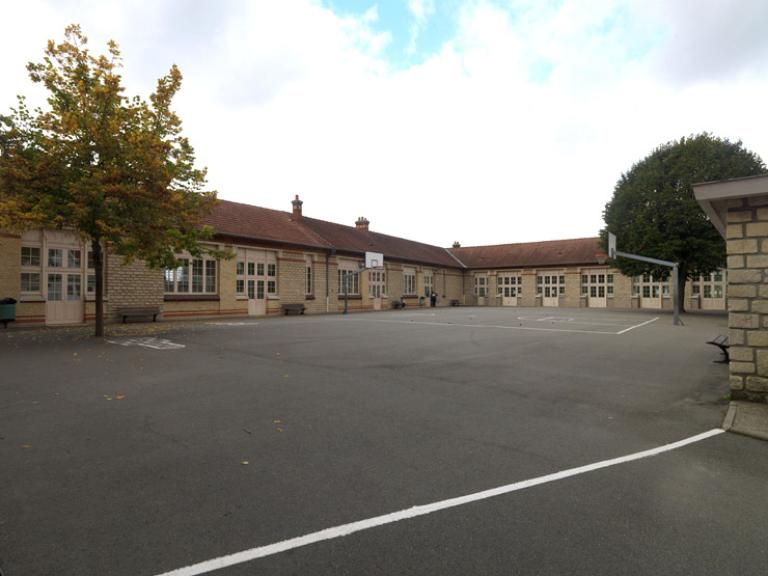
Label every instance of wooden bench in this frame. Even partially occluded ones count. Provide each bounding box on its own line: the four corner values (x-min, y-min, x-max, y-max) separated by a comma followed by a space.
707, 335, 729, 363
281, 303, 305, 316
117, 306, 160, 324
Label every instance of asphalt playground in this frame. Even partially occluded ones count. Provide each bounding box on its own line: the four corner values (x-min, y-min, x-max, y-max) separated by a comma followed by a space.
1, 307, 767, 575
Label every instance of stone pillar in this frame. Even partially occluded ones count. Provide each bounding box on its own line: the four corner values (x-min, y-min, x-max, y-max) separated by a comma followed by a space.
726, 199, 768, 402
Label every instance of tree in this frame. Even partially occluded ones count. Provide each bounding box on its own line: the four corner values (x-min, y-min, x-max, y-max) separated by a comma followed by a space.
0, 25, 216, 336
601, 133, 765, 312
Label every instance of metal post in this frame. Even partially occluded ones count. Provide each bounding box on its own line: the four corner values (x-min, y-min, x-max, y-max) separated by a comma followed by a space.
343, 272, 349, 315
672, 265, 680, 326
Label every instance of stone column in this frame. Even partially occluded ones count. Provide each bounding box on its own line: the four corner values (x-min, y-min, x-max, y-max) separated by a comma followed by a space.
727, 199, 768, 402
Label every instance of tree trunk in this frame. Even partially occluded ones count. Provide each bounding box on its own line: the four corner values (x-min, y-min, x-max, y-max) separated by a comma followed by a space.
92, 238, 104, 337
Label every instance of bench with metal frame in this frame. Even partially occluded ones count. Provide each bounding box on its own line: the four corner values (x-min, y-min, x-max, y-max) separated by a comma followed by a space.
281, 303, 305, 316
707, 334, 729, 363
117, 306, 160, 324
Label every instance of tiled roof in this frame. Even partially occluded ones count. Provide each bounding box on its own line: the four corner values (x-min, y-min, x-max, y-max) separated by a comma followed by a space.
205, 200, 606, 270
203, 200, 331, 249
300, 217, 460, 268
448, 238, 607, 269
205, 200, 458, 268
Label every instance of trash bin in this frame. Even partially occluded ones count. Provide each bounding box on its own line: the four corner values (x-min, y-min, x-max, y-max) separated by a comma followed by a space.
0, 297, 17, 328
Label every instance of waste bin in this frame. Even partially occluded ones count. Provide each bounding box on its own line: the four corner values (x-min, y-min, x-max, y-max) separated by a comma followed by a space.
0, 297, 17, 328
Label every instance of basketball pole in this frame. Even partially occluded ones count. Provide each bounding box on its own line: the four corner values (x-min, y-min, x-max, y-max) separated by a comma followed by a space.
609, 233, 681, 326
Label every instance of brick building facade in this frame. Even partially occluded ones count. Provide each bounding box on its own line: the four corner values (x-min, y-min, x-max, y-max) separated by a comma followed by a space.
0, 195, 728, 327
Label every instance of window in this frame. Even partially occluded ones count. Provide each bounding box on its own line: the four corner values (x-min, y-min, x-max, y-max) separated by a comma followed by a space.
305, 256, 313, 296
474, 275, 487, 297
21, 246, 40, 267
21, 245, 43, 296
236, 259, 246, 296
164, 257, 217, 295
67, 275, 81, 300
236, 261, 245, 275
48, 274, 63, 301
68, 250, 81, 269
267, 263, 277, 295
21, 272, 41, 292
423, 271, 434, 297
338, 269, 360, 295
48, 249, 62, 268
404, 269, 416, 295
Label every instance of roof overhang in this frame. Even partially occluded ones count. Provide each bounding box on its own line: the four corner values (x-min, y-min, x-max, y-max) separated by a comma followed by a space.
693, 174, 768, 238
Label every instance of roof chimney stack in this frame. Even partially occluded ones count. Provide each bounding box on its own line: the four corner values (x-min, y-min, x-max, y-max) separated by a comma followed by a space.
355, 217, 370, 231
452, 241, 461, 248
291, 195, 303, 219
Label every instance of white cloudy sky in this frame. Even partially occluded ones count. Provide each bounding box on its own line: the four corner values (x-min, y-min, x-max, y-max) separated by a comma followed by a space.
2, 0, 768, 247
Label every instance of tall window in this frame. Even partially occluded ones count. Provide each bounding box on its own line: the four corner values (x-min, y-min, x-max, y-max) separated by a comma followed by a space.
20, 246, 42, 296
305, 256, 314, 296
338, 269, 360, 295
267, 263, 277, 295
164, 256, 217, 294
423, 270, 434, 296
474, 275, 487, 297
403, 268, 416, 295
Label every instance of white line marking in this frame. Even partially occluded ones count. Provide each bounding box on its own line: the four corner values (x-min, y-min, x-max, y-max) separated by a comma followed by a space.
616, 316, 660, 334
355, 319, 619, 335
153, 428, 725, 576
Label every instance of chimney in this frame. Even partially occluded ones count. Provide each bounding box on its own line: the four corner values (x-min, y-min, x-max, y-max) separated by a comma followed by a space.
355, 217, 369, 231
291, 195, 303, 219
452, 241, 461, 248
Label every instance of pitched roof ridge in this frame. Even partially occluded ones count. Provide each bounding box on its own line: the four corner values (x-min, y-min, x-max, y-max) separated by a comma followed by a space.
301, 215, 449, 251
444, 247, 467, 268
453, 236, 600, 250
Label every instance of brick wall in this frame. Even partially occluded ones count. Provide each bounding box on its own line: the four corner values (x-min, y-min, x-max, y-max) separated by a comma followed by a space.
0, 233, 21, 301
726, 196, 768, 402
105, 253, 164, 320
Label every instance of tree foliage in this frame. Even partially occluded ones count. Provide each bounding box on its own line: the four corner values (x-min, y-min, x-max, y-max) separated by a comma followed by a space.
0, 25, 217, 336
601, 133, 765, 310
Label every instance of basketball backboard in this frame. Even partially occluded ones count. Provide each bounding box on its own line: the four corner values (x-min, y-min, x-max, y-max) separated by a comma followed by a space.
365, 251, 384, 269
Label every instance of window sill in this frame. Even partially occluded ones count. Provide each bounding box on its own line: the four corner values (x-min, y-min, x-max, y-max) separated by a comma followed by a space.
20, 296, 45, 303
339, 295, 362, 300
164, 294, 220, 302
305, 295, 316, 300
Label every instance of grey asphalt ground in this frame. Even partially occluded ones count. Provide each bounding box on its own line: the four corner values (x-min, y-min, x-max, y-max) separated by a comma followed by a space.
1, 307, 767, 576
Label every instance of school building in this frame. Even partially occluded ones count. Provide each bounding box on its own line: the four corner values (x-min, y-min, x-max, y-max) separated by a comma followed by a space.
0, 195, 728, 327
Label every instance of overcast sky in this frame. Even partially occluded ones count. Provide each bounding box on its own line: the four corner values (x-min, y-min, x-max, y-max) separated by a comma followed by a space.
2, 0, 768, 247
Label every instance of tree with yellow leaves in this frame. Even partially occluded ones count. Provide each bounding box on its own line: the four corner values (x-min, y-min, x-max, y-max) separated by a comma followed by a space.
0, 25, 216, 336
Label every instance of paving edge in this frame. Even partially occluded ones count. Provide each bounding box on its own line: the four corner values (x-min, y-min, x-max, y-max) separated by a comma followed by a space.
723, 401, 768, 442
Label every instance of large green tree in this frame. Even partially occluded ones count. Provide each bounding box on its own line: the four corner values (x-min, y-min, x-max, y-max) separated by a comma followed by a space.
601, 133, 765, 312
0, 25, 216, 336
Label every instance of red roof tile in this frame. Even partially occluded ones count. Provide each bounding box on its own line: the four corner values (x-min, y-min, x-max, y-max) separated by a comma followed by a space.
205, 200, 459, 267
449, 238, 607, 269
203, 200, 331, 249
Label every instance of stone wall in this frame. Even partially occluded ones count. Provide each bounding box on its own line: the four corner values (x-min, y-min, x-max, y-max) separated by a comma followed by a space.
106, 253, 164, 320
726, 196, 768, 402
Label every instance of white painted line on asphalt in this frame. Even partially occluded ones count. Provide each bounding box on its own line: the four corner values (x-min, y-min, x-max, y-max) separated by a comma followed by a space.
106, 337, 185, 350
354, 318, 618, 335
616, 316, 660, 334
152, 428, 725, 576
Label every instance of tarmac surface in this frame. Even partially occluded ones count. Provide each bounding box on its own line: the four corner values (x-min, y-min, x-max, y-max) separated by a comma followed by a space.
1, 307, 767, 575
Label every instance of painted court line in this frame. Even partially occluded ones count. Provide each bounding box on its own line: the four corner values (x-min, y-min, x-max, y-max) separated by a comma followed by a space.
153, 428, 725, 576
356, 318, 620, 335
616, 316, 660, 334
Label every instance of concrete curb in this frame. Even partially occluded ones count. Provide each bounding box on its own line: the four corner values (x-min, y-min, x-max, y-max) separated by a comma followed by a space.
722, 401, 768, 441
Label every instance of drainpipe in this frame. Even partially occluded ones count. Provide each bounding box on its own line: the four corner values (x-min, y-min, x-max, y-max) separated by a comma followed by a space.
326, 249, 335, 313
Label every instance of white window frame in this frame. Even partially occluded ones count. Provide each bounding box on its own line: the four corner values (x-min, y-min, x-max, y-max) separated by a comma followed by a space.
338, 268, 360, 296
164, 253, 218, 295
403, 268, 416, 295
305, 255, 314, 296
423, 270, 434, 297
474, 274, 487, 297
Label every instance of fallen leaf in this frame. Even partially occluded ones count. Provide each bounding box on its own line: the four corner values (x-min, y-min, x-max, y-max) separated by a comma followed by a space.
115, 394, 125, 400
276, 427, 283, 433
20, 443, 32, 449
240, 460, 249, 465
273, 419, 282, 424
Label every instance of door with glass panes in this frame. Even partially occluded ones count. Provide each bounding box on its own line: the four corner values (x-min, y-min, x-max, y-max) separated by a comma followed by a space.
634, 274, 665, 309
498, 274, 521, 306
45, 245, 84, 325
538, 273, 563, 307
694, 270, 726, 310
582, 270, 608, 308
245, 251, 266, 316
